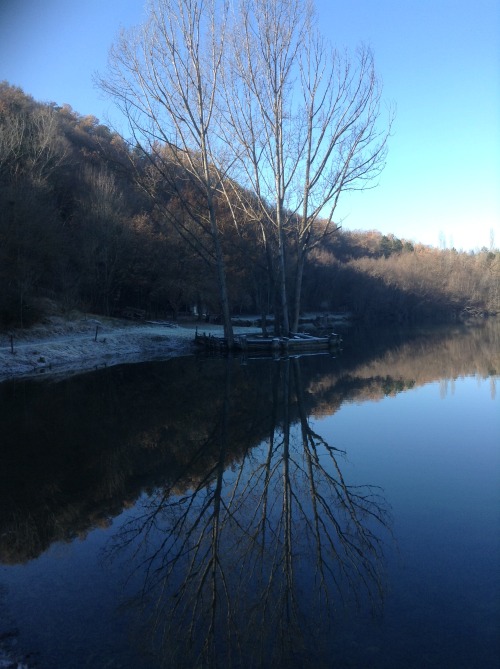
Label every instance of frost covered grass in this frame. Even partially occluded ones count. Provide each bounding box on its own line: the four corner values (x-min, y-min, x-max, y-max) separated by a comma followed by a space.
0, 314, 259, 382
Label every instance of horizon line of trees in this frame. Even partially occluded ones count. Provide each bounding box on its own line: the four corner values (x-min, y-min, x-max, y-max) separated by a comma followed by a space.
1, 80, 498, 329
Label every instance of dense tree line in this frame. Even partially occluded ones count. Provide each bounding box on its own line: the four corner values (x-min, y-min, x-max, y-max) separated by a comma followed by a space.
0, 81, 210, 326
304, 231, 500, 322
0, 82, 498, 328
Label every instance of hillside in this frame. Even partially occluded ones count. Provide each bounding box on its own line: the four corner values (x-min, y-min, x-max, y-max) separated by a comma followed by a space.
1, 82, 498, 329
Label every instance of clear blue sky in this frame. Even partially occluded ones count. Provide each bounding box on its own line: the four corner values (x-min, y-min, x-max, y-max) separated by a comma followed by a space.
1, 0, 499, 251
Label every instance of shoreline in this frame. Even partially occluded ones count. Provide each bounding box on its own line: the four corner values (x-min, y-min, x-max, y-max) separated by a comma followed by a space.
0, 311, 351, 383
0, 315, 260, 383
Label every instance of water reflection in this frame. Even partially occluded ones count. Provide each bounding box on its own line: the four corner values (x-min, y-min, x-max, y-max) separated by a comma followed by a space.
107, 357, 391, 667
0, 320, 498, 667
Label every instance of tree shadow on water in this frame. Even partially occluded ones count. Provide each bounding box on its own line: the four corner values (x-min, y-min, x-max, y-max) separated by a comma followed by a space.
105, 358, 393, 669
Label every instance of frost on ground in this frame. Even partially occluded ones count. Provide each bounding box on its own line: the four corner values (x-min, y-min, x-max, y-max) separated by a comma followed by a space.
0, 314, 256, 383
1, 311, 347, 383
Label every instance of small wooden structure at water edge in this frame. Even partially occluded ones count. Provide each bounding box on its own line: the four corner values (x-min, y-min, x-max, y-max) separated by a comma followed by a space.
194, 330, 342, 355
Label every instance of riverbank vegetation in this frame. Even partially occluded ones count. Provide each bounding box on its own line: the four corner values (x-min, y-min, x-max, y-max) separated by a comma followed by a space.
1, 81, 498, 329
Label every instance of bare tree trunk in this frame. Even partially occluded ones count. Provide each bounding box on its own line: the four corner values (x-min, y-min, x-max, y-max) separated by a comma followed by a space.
291, 249, 306, 333
98, 0, 235, 346
277, 223, 290, 334
220, 1, 392, 335
208, 199, 234, 345
99, 0, 392, 342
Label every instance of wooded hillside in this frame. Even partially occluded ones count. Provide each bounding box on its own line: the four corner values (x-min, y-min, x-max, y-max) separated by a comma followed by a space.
1, 83, 498, 327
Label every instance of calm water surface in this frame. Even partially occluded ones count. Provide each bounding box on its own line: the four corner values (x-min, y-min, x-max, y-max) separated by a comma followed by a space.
0, 322, 499, 668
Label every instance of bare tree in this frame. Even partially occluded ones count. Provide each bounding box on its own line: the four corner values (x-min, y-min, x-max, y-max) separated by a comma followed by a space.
221, 0, 393, 333
0, 94, 70, 325
0, 98, 69, 192
78, 165, 130, 314
290, 41, 392, 331
98, 0, 235, 345
98, 0, 392, 340
219, 0, 310, 334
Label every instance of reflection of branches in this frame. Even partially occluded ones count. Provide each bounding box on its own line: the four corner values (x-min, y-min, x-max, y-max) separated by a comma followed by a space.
293, 359, 388, 611
107, 363, 240, 667
108, 358, 392, 668
233, 359, 391, 666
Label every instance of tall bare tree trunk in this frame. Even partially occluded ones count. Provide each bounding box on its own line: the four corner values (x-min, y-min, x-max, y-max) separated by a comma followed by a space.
98, 0, 235, 346
220, 1, 392, 335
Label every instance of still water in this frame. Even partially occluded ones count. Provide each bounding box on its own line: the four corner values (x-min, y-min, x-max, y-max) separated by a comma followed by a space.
0, 322, 499, 668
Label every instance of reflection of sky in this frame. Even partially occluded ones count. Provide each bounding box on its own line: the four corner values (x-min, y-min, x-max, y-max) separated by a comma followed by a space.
312, 374, 500, 663
314, 375, 500, 496
1, 368, 498, 666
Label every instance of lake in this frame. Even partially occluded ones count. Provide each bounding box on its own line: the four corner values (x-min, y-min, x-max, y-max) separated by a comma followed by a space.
0, 321, 499, 668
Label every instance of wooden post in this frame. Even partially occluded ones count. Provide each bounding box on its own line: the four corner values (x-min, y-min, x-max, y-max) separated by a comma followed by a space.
94, 325, 99, 342
10, 334, 14, 354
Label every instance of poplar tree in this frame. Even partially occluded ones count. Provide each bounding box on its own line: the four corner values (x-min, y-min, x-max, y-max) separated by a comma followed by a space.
221, 0, 393, 333
99, 0, 235, 345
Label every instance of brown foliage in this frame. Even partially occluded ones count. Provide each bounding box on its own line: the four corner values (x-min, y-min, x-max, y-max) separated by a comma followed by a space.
0, 83, 497, 327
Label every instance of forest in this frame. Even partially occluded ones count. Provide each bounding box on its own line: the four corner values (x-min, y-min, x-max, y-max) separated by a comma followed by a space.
1, 81, 498, 329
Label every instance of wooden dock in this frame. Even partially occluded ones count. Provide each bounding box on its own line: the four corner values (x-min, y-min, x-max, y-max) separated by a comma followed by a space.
194, 331, 342, 354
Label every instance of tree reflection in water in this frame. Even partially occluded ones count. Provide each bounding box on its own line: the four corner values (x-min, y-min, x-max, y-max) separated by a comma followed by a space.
108, 357, 392, 668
